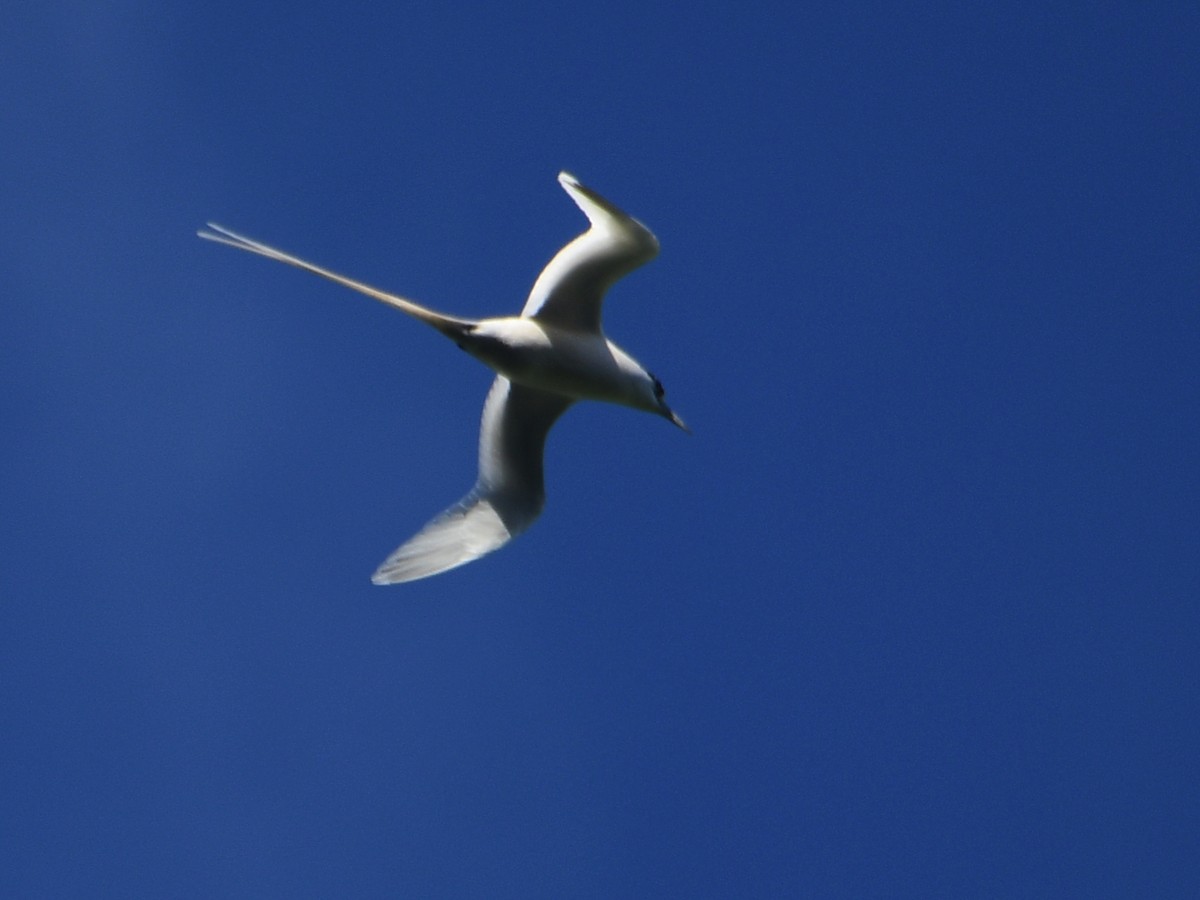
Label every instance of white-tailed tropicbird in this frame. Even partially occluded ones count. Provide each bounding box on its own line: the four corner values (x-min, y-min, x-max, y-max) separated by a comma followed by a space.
199, 172, 685, 584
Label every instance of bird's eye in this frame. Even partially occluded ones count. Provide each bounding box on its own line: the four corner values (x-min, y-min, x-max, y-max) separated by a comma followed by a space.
652, 377, 665, 400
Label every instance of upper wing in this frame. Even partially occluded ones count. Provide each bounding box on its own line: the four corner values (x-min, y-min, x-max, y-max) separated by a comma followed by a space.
371, 377, 573, 584
519, 172, 659, 333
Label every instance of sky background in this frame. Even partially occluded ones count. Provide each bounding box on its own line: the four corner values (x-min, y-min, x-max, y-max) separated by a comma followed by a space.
3, 2, 1198, 896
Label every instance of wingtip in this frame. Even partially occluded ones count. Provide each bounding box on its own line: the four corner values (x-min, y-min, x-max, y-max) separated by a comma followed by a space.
370, 558, 422, 585
370, 565, 412, 586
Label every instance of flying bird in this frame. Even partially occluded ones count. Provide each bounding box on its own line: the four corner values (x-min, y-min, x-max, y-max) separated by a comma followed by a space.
199, 172, 685, 584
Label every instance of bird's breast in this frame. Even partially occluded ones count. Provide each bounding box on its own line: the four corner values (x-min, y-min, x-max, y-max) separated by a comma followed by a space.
463, 319, 637, 404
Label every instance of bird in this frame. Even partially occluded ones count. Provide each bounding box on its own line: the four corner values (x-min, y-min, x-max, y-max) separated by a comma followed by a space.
198, 171, 685, 584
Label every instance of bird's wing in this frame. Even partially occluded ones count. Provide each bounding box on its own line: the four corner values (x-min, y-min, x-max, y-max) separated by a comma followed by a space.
519, 172, 659, 333
371, 377, 573, 584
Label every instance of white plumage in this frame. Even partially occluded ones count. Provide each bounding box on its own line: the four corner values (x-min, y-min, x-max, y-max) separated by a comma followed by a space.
199, 172, 685, 584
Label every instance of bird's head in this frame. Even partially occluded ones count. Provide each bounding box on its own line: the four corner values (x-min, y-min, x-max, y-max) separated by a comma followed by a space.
648, 374, 689, 433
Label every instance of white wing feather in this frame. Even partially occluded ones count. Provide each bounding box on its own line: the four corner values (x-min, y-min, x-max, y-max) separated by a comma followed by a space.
520, 172, 659, 333
371, 377, 572, 584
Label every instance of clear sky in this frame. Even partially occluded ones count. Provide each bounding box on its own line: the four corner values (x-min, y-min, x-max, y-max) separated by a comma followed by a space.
3, 2, 1197, 897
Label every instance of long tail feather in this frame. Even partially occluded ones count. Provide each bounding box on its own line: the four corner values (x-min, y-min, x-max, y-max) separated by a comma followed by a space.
198, 223, 474, 339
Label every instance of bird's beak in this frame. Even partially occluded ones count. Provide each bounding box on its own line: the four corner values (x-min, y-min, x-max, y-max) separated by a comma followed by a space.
663, 406, 690, 433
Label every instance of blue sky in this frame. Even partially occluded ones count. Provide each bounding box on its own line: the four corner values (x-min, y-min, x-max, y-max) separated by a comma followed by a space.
3, 2, 1197, 896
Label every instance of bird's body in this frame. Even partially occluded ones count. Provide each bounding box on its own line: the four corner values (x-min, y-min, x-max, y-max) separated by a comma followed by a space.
199, 172, 684, 584
463, 317, 658, 409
